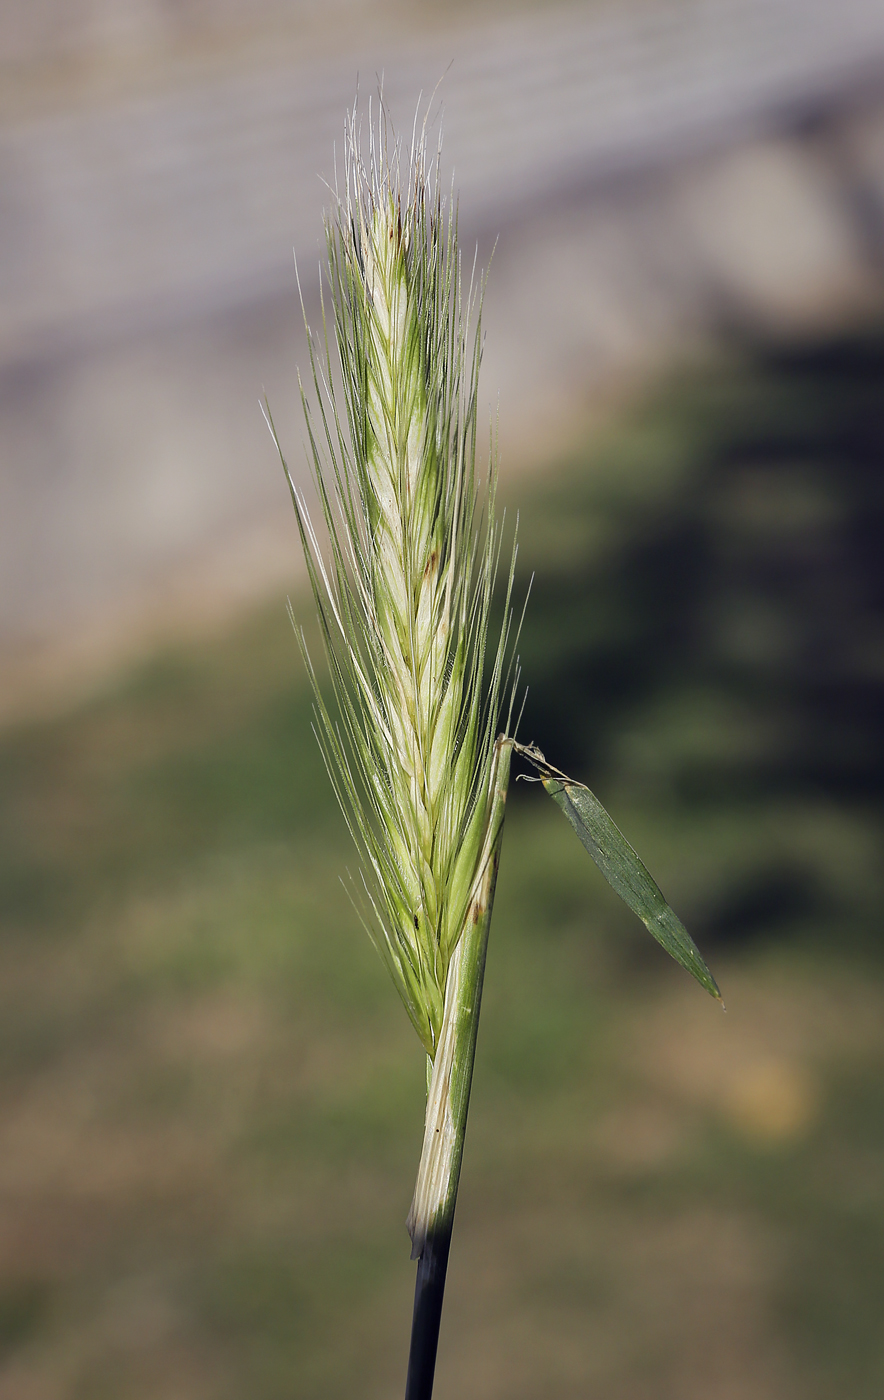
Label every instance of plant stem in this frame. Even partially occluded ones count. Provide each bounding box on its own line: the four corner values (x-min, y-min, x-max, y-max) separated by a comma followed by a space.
404, 738, 512, 1399
405, 1224, 452, 1400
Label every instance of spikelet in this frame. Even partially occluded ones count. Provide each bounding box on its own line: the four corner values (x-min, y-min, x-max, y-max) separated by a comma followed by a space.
267, 103, 515, 1058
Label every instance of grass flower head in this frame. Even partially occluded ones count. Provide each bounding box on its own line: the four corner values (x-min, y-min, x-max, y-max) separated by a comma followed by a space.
268, 103, 515, 1061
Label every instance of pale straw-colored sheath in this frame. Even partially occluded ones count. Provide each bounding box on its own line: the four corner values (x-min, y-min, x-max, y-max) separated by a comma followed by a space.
407, 735, 511, 1257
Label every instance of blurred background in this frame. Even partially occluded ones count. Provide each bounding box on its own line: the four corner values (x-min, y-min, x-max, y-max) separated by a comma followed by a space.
2, 1, 884, 1396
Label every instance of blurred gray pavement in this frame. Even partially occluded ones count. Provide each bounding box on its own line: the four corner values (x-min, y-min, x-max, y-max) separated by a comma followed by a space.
3, 0, 884, 718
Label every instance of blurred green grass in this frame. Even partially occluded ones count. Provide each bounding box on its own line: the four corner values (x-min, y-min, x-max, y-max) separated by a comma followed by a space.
1, 329, 883, 1399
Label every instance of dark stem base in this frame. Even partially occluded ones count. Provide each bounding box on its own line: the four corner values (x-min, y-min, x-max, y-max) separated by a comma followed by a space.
404, 1225, 453, 1400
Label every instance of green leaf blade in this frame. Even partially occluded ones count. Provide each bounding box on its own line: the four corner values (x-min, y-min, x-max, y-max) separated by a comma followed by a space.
542, 777, 721, 1001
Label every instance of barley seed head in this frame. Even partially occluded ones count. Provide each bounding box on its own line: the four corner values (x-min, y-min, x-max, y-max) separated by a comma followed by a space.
269, 100, 517, 1056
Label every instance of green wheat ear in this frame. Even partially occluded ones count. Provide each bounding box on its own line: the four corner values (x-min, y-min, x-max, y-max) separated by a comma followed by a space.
265, 103, 517, 1065
266, 99, 720, 1400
